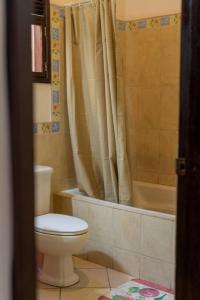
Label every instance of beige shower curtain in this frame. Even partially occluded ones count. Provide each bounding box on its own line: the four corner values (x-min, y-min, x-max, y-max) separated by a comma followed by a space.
65, 0, 131, 204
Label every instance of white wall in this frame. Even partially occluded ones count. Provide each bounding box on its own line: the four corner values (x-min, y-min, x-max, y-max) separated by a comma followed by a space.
0, 2, 13, 300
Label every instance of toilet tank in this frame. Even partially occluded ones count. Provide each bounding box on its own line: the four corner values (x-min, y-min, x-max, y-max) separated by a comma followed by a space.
34, 165, 53, 216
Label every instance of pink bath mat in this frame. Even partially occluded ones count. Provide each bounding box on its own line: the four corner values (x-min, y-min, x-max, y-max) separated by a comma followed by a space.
99, 278, 174, 300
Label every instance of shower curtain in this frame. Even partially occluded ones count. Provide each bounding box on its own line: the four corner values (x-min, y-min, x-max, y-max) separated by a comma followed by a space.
65, 0, 131, 204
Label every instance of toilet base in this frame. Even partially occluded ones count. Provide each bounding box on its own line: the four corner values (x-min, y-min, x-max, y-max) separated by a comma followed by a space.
38, 254, 79, 287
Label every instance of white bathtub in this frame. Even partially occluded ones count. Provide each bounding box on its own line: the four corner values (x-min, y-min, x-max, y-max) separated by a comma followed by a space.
59, 180, 176, 217
58, 181, 176, 222
132, 181, 177, 215
55, 184, 176, 289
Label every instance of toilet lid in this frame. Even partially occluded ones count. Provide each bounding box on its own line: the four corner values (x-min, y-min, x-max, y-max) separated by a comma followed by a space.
35, 214, 89, 236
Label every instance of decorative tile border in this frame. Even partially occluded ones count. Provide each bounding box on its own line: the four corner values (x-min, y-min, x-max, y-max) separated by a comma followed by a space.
34, 5, 63, 135
117, 14, 181, 32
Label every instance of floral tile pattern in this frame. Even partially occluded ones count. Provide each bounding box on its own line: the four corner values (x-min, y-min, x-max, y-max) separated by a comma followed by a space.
117, 14, 181, 32
100, 279, 174, 300
34, 5, 63, 135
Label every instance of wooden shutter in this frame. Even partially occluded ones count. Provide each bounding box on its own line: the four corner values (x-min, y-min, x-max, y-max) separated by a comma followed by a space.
32, 0, 46, 17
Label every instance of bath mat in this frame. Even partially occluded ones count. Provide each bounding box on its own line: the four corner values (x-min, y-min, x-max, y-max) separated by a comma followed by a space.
99, 278, 174, 300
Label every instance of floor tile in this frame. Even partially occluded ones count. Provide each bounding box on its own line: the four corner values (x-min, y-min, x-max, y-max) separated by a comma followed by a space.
73, 268, 109, 288
37, 289, 60, 300
37, 281, 58, 289
60, 288, 110, 300
73, 256, 105, 269
107, 268, 133, 288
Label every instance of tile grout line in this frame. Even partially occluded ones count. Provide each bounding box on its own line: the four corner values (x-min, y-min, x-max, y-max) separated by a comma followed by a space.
106, 268, 112, 290
75, 267, 106, 270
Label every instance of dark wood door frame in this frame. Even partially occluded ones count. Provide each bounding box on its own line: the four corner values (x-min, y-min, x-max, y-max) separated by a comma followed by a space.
6, 0, 36, 299
5, 0, 200, 299
176, 0, 200, 299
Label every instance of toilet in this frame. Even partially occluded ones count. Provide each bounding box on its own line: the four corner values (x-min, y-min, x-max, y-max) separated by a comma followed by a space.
34, 165, 89, 287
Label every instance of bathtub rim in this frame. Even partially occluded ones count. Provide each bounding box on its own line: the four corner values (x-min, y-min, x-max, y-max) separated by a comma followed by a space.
58, 188, 176, 222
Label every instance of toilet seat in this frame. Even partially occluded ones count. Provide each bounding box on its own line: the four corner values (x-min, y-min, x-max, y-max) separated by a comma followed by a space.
35, 213, 88, 236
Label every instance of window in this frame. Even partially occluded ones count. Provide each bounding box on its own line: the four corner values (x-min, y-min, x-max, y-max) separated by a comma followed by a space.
32, 0, 51, 83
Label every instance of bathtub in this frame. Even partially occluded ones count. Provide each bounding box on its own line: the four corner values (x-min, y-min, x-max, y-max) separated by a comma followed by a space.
55, 183, 176, 289
58, 180, 176, 216
132, 181, 176, 215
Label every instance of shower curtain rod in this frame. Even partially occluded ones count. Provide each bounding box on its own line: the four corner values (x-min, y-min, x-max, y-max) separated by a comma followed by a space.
64, 0, 95, 7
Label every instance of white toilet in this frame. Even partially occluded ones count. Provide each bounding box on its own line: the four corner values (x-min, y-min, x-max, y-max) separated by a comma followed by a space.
34, 165, 89, 287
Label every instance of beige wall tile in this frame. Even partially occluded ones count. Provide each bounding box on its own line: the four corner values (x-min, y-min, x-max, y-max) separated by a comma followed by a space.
160, 85, 179, 130
137, 87, 161, 130
73, 200, 89, 223
159, 130, 178, 175
159, 155, 176, 177
160, 40, 180, 85
125, 85, 138, 134
53, 194, 73, 215
87, 240, 114, 268
136, 129, 160, 173
160, 23, 181, 43
113, 209, 141, 252
170, 263, 175, 290
113, 248, 140, 277
140, 256, 172, 288
34, 132, 76, 193
136, 170, 158, 184
141, 215, 174, 262
87, 204, 113, 244
159, 174, 177, 187
125, 35, 161, 87
116, 31, 127, 77
172, 223, 176, 263
131, 26, 160, 43
117, 18, 180, 189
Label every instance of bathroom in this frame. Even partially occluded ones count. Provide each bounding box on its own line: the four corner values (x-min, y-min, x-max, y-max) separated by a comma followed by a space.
32, 0, 179, 298
2, 0, 200, 299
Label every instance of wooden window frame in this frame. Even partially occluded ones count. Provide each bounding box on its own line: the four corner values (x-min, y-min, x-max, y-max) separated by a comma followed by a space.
32, 0, 51, 83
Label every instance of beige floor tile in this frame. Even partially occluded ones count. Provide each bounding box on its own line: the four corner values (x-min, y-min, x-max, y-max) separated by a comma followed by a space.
37, 289, 60, 300
73, 256, 105, 269
61, 288, 110, 300
107, 269, 133, 288
73, 268, 109, 288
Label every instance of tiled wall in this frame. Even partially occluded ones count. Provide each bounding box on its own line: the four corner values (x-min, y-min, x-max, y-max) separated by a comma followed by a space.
35, 11, 180, 196
116, 14, 181, 187
54, 193, 176, 289
34, 6, 76, 194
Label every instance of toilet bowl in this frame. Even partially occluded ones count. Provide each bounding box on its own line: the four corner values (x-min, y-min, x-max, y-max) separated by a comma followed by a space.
34, 166, 89, 287
35, 213, 89, 287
